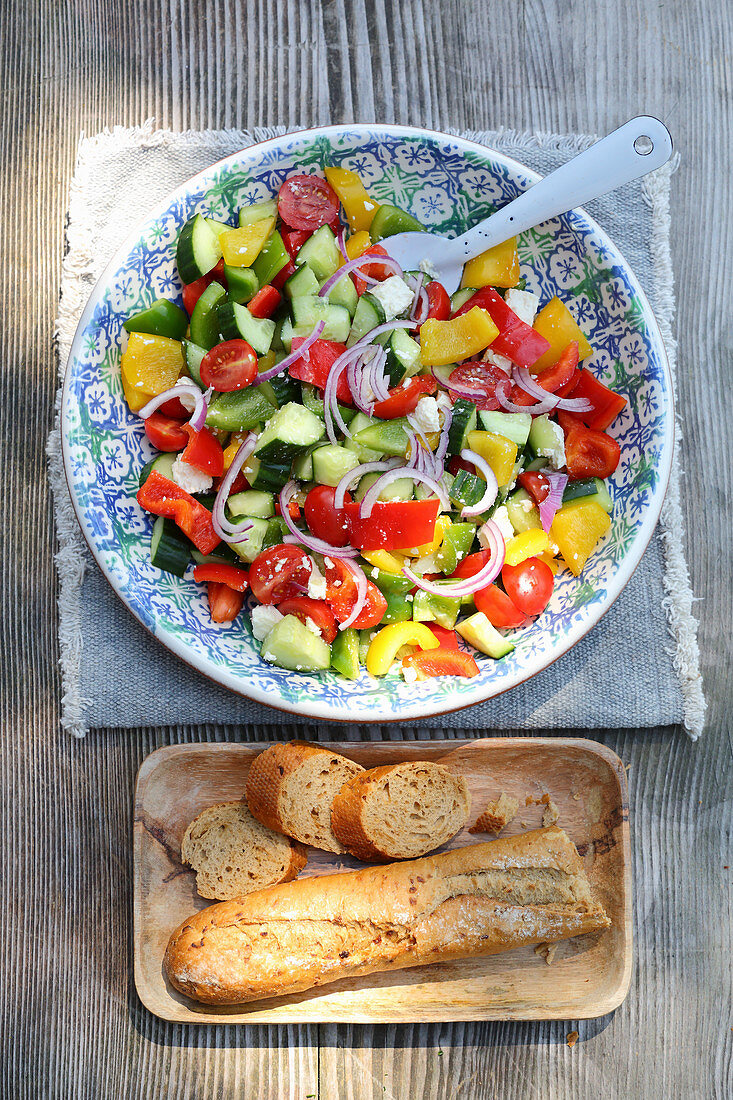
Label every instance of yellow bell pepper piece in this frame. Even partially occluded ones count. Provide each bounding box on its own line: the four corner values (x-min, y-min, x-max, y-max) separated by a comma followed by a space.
345, 229, 372, 260
504, 528, 551, 567
222, 431, 251, 472
324, 168, 379, 233
121, 332, 184, 411
360, 549, 407, 574
220, 218, 275, 267
531, 297, 593, 373
461, 237, 520, 289
366, 622, 439, 677
550, 499, 611, 576
465, 430, 518, 488
398, 514, 452, 558
537, 551, 561, 575
420, 307, 499, 367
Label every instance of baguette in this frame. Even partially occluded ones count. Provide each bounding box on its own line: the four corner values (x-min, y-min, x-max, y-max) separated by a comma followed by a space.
245, 741, 363, 853
164, 827, 610, 1005
331, 761, 471, 861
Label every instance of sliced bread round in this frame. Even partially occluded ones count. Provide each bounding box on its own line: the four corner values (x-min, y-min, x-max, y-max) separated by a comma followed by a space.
181, 800, 307, 901
330, 761, 471, 862
245, 741, 364, 853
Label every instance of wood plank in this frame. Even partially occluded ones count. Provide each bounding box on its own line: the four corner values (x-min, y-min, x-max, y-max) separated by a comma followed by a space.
0, 0, 730, 1096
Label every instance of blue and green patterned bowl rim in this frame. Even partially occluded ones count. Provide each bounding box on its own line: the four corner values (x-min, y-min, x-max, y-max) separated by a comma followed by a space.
61, 124, 674, 722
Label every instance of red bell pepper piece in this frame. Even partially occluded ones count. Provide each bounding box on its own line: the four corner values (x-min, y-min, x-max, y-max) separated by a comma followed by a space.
402, 648, 480, 679
452, 287, 550, 368
425, 624, 461, 649
288, 338, 353, 404
344, 498, 440, 551
182, 425, 224, 477
137, 471, 220, 554
247, 284, 282, 319
563, 370, 628, 430
372, 375, 436, 419
192, 563, 250, 591
271, 259, 297, 290
281, 228, 312, 260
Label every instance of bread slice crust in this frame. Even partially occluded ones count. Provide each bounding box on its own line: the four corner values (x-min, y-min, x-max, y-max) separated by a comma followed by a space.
331, 761, 471, 861
164, 827, 611, 1005
245, 741, 364, 853
180, 801, 307, 901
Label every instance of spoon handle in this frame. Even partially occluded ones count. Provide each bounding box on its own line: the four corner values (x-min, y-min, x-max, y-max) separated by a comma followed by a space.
454, 116, 673, 261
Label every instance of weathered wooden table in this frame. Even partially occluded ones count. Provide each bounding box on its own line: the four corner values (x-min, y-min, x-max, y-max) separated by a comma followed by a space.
2, 1, 731, 1096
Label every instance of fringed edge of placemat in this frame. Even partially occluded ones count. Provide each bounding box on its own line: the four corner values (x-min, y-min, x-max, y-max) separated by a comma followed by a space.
49, 123, 705, 738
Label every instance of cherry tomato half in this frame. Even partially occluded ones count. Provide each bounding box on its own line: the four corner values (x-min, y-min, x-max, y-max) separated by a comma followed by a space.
450, 549, 493, 580
304, 485, 352, 547
557, 411, 621, 480
144, 412, 188, 452
182, 258, 226, 316
501, 557, 554, 617
247, 285, 282, 319
372, 375, 437, 419
324, 559, 387, 629
353, 244, 393, 294
207, 581, 245, 623
424, 281, 451, 322
277, 596, 338, 644
199, 339, 258, 392
278, 175, 340, 231
249, 545, 312, 605
517, 470, 550, 505
448, 361, 509, 411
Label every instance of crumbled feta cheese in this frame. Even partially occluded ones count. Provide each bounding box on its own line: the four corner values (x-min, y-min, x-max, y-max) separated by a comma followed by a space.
402, 664, 419, 684
169, 457, 214, 495
250, 605, 284, 642
435, 390, 453, 416
492, 505, 515, 543
305, 617, 322, 637
419, 257, 439, 280
307, 563, 327, 600
369, 275, 415, 320
504, 288, 540, 328
536, 420, 566, 470
482, 347, 513, 373
411, 395, 441, 434
519, 498, 534, 512
549, 540, 560, 555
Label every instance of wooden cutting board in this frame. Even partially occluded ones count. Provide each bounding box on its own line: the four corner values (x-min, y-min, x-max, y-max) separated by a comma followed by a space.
133, 738, 631, 1023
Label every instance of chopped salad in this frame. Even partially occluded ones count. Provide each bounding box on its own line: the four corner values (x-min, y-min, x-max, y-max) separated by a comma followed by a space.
122, 167, 627, 682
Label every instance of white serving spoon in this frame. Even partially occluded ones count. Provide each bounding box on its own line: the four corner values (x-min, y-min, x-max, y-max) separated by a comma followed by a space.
381, 116, 673, 294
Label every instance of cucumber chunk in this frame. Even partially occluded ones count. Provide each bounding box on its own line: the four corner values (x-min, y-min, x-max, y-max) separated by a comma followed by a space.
479, 410, 532, 448
150, 516, 191, 576
353, 472, 414, 502
449, 470, 486, 509
311, 444, 362, 487
238, 199, 277, 226
176, 213, 223, 284
139, 451, 176, 488
229, 517, 270, 563
450, 287, 477, 313
218, 301, 276, 355
260, 614, 331, 672
330, 627, 361, 679
227, 490, 275, 519
344, 411, 383, 462
321, 270, 358, 317
353, 417, 410, 457
505, 488, 542, 533
295, 225, 340, 281
182, 339, 208, 388
385, 328, 421, 385
284, 265, 320, 300
456, 611, 514, 658
189, 281, 227, 349
206, 387, 276, 432
527, 414, 565, 463
447, 399, 477, 456
347, 293, 385, 347
562, 477, 613, 513
290, 296, 351, 343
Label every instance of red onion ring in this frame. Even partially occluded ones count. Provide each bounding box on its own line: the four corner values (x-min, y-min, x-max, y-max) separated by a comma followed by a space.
338, 558, 369, 629
359, 467, 450, 518
137, 380, 203, 421
538, 471, 568, 532
333, 459, 401, 510
369, 347, 391, 402
435, 403, 453, 466
495, 377, 557, 416
279, 481, 359, 558
323, 348, 360, 444
402, 519, 505, 597
336, 225, 349, 261
408, 271, 425, 317
554, 393, 594, 413
458, 448, 499, 516
430, 367, 485, 403
211, 435, 258, 544
255, 321, 325, 382
412, 287, 429, 325
189, 385, 214, 432
318, 253, 404, 298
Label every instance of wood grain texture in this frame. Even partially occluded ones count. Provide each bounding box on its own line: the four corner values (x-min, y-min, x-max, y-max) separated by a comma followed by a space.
1, 0, 731, 1097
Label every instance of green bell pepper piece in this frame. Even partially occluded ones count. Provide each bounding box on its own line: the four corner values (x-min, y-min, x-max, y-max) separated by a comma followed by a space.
363, 565, 413, 596
252, 230, 290, 286
331, 627, 361, 679
124, 298, 188, 340
412, 590, 461, 629
380, 590, 413, 625
435, 522, 476, 574
224, 264, 259, 304
369, 204, 425, 242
